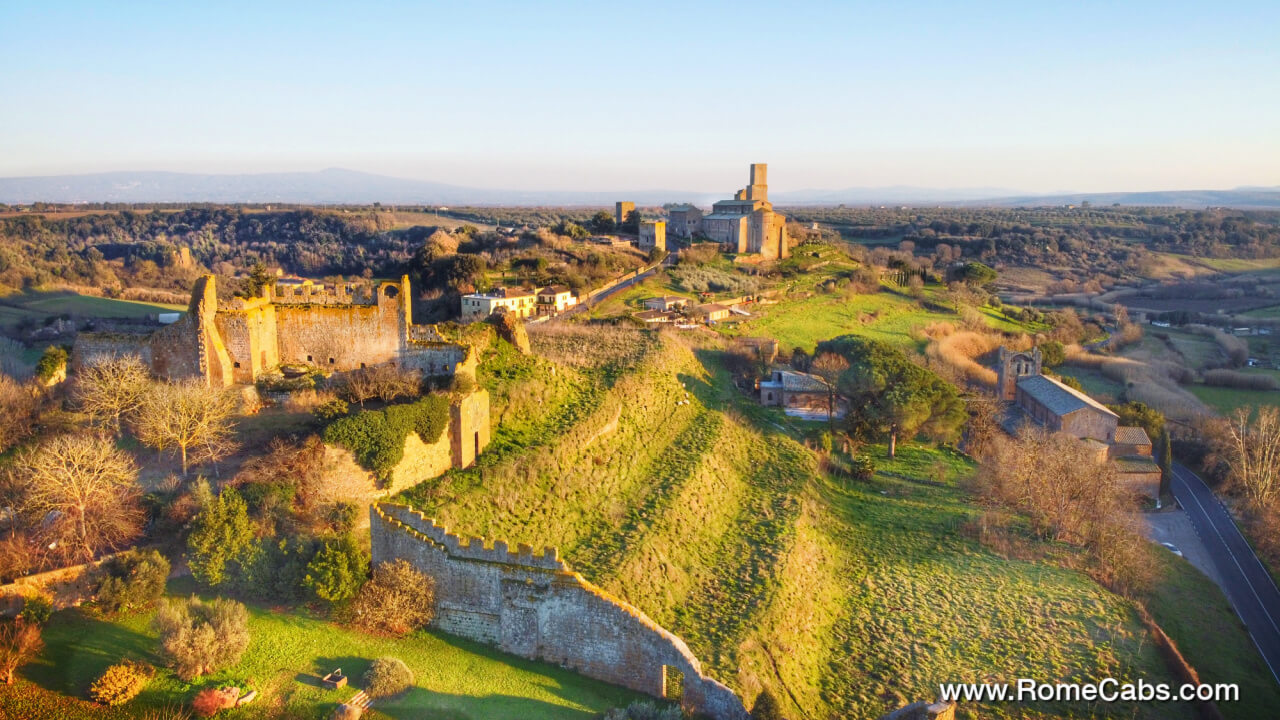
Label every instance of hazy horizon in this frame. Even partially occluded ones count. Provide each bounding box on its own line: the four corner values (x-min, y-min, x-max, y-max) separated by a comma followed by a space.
3, 1, 1278, 194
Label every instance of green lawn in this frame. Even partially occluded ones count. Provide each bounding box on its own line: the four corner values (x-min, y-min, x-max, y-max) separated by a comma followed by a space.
12, 582, 644, 720
1242, 305, 1280, 319
0, 290, 185, 329
1188, 384, 1280, 416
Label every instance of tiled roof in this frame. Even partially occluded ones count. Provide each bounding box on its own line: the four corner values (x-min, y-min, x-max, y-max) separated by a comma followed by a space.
697, 303, 730, 313
778, 371, 830, 393
668, 204, 699, 212
538, 285, 571, 295
1114, 426, 1152, 446
1114, 456, 1160, 474
703, 212, 749, 220
1016, 374, 1119, 419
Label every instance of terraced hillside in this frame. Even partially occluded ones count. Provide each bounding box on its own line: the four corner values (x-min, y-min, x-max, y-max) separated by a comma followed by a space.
399, 326, 1195, 720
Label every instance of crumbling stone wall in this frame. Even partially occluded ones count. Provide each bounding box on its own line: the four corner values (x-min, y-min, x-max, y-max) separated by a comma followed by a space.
450, 389, 490, 469
371, 502, 748, 720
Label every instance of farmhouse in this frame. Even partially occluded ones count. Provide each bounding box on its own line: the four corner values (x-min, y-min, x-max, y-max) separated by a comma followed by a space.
758, 369, 847, 420
536, 285, 577, 316
460, 287, 537, 322
643, 296, 690, 312
693, 303, 732, 323
634, 310, 679, 324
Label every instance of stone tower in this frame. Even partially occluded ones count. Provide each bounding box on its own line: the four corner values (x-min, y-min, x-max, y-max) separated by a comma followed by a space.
616, 201, 636, 227
996, 346, 1042, 401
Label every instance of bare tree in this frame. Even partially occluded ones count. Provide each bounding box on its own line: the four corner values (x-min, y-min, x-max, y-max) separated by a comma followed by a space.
11, 434, 142, 562
0, 374, 40, 454
73, 355, 152, 436
0, 619, 42, 685
1214, 406, 1280, 508
338, 365, 420, 406
810, 352, 849, 432
133, 380, 238, 476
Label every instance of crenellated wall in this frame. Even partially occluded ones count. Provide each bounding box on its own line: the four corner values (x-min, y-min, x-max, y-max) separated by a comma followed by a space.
370, 502, 749, 720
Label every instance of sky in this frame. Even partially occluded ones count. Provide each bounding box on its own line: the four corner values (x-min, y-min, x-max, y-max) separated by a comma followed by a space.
1, 0, 1278, 194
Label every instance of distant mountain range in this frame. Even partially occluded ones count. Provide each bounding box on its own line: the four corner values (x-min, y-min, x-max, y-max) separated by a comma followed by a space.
1, 168, 1278, 209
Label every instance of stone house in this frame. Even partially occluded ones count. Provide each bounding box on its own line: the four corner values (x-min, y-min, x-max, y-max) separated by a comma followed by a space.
643, 296, 689, 312
666, 204, 703, 239
1013, 374, 1119, 443
634, 310, 678, 324
638, 220, 666, 252
460, 287, 537, 322
536, 285, 577, 316
758, 369, 847, 420
693, 303, 731, 323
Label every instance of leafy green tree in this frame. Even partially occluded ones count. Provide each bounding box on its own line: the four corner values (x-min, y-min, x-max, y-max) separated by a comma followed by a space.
187, 484, 255, 588
247, 261, 274, 296
1039, 340, 1066, 368
622, 209, 641, 234
1108, 401, 1165, 441
96, 548, 171, 614
958, 261, 997, 287
817, 336, 965, 457
304, 534, 369, 605
34, 346, 68, 384
589, 211, 615, 234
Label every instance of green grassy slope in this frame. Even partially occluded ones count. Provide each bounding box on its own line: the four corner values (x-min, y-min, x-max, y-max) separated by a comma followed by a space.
396, 328, 1223, 719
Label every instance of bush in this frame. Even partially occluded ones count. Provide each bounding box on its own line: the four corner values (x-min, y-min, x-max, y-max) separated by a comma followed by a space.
1203, 369, 1278, 391
323, 395, 451, 477
90, 660, 153, 706
34, 345, 68, 383
187, 485, 255, 589
191, 686, 238, 717
348, 559, 435, 635
153, 596, 250, 680
850, 454, 876, 481
96, 548, 171, 614
362, 656, 413, 698
304, 534, 369, 605
313, 398, 350, 422
18, 594, 52, 625
234, 536, 320, 603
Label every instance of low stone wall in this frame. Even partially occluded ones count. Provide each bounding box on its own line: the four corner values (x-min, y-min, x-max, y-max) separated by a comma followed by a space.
0, 555, 114, 617
371, 503, 748, 720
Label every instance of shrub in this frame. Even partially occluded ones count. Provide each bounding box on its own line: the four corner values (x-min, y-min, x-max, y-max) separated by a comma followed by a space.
313, 398, 350, 422
850, 454, 876, 481
234, 536, 320, 603
323, 395, 451, 478
304, 534, 369, 605
34, 345, 68, 383
191, 686, 238, 717
362, 656, 413, 698
18, 594, 52, 625
96, 548, 171, 614
153, 596, 249, 680
349, 559, 435, 635
90, 660, 153, 705
187, 485, 255, 589
1203, 369, 1278, 391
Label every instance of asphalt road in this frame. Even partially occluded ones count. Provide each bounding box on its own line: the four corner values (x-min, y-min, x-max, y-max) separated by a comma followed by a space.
1172, 462, 1280, 684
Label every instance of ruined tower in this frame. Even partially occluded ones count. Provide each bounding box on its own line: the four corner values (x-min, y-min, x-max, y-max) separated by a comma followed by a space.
996, 346, 1043, 401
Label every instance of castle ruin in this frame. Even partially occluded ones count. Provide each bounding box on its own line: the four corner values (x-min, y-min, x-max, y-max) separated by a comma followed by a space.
73, 274, 474, 386
371, 502, 749, 720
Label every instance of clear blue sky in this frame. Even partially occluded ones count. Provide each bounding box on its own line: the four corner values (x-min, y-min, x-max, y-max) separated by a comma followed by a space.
2, 0, 1277, 193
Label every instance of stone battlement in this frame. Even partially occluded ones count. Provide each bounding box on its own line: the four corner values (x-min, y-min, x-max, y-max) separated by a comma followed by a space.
270, 280, 382, 306
370, 502, 748, 720
375, 503, 564, 570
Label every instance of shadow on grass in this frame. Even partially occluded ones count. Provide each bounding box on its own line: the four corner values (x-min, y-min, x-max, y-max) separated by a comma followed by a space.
26, 607, 158, 697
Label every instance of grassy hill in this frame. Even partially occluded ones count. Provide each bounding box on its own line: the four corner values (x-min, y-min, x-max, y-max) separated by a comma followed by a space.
395, 326, 1247, 719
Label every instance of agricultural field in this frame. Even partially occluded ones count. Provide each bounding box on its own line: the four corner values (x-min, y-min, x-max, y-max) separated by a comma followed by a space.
0, 290, 184, 330
7, 579, 642, 720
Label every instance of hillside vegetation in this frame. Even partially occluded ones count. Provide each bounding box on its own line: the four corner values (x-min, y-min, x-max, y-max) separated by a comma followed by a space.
398, 326, 1200, 719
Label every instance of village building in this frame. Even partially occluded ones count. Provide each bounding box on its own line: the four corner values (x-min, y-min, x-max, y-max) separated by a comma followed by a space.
693, 303, 732, 323
536, 285, 577, 316
997, 347, 1163, 500
666, 204, 703, 239
758, 369, 847, 420
643, 296, 690, 312
634, 309, 679, 324
460, 287, 537, 322
638, 220, 666, 252
696, 164, 789, 260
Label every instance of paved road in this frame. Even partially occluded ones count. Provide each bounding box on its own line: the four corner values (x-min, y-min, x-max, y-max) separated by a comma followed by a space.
554, 265, 659, 321
1172, 462, 1280, 683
